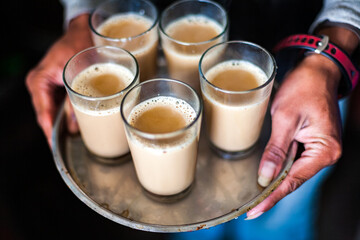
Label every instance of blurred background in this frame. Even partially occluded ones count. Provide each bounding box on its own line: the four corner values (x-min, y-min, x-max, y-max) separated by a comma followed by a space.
0, 0, 359, 239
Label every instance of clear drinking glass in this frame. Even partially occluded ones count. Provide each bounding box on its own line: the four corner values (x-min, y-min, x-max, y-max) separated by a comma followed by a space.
63, 46, 139, 159
90, 0, 158, 81
199, 41, 276, 159
159, 0, 228, 93
121, 79, 203, 202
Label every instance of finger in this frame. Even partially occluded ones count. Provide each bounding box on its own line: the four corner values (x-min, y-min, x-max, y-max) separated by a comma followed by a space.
257, 110, 304, 187
247, 156, 329, 219
64, 97, 79, 134
246, 158, 310, 220
26, 68, 62, 147
246, 132, 341, 220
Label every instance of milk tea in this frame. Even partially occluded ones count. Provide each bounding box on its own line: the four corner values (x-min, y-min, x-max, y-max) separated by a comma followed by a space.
162, 15, 224, 92
95, 13, 158, 81
203, 60, 269, 152
71, 63, 135, 158
126, 96, 199, 196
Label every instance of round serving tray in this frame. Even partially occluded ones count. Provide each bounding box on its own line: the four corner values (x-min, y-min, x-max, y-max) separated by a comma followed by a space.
52, 103, 295, 233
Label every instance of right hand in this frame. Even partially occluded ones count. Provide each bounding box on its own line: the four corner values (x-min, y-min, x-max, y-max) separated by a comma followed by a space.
26, 14, 92, 147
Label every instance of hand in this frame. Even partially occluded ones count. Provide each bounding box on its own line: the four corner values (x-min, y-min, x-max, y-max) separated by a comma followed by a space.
26, 14, 92, 147
246, 53, 343, 219
246, 25, 359, 220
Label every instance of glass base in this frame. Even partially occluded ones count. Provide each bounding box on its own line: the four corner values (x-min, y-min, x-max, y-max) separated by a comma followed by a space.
210, 141, 258, 160
86, 149, 132, 165
142, 182, 194, 203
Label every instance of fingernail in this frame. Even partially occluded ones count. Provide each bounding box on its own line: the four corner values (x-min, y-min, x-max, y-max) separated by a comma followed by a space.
258, 161, 276, 187
244, 211, 264, 220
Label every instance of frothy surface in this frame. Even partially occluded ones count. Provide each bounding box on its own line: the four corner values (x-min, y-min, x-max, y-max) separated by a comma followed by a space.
129, 96, 196, 134
71, 63, 134, 97
205, 60, 267, 91
97, 13, 152, 39
70, 63, 135, 115
94, 13, 158, 81
165, 15, 223, 43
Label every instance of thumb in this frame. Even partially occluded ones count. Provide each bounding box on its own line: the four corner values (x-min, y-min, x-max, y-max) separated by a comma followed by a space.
244, 110, 302, 220
257, 111, 302, 187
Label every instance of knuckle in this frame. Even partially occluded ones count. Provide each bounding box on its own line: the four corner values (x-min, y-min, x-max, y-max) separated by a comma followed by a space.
25, 69, 36, 88
329, 139, 342, 165
282, 175, 306, 195
25, 66, 44, 90
272, 108, 293, 122
316, 136, 342, 166
264, 143, 287, 165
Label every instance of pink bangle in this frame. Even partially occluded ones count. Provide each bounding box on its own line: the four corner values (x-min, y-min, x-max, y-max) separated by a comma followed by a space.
273, 34, 359, 98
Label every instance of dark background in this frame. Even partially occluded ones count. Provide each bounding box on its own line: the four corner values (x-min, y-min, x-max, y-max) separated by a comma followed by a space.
1, 0, 359, 239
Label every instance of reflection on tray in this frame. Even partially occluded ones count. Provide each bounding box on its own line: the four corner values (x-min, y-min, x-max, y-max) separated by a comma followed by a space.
53, 104, 295, 232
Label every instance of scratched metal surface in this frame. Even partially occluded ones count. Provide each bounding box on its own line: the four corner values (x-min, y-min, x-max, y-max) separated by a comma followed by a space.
52, 103, 295, 233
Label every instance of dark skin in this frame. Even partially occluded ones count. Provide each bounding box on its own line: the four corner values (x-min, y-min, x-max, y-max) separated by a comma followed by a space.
247, 26, 359, 219
25, 14, 359, 218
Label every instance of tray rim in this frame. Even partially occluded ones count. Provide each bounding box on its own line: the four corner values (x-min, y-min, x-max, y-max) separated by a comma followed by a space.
51, 103, 295, 232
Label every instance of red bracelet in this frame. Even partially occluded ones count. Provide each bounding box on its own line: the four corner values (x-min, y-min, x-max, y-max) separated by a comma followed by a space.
273, 34, 359, 98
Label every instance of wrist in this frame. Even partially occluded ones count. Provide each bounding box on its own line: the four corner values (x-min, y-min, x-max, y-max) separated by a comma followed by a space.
316, 26, 359, 55
273, 33, 359, 98
300, 53, 341, 94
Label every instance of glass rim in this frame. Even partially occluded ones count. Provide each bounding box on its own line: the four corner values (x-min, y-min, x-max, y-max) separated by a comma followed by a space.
63, 45, 140, 101
89, 0, 159, 43
199, 40, 277, 94
121, 78, 203, 140
159, 0, 229, 47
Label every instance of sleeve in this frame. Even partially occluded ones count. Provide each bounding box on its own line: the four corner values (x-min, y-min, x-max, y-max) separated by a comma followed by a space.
309, 0, 360, 38
60, 0, 102, 28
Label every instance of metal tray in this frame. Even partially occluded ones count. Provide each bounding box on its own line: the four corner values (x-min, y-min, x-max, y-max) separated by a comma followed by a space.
52, 103, 295, 233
